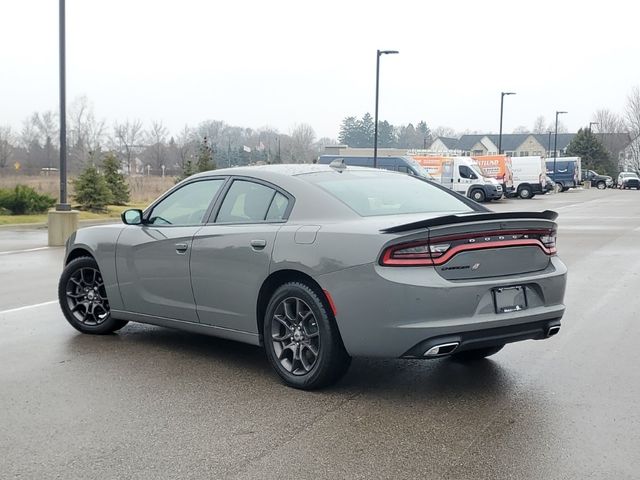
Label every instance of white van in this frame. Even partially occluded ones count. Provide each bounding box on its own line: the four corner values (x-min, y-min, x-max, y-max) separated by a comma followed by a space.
438, 157, 503, 202
509, 156, 547, 199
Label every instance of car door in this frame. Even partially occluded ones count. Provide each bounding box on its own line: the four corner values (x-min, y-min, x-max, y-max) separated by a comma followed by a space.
190, 178, 293, 332
116, 177, 227, 322
456, 165, 477, 194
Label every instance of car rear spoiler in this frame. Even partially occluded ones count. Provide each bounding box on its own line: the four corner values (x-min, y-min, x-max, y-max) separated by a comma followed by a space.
381, 210, 559, 233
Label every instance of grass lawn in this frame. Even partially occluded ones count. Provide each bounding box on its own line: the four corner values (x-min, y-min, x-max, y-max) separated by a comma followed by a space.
0, 204, 149, 226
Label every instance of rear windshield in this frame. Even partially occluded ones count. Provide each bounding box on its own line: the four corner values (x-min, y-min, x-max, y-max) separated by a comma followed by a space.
303, 170, 474, 217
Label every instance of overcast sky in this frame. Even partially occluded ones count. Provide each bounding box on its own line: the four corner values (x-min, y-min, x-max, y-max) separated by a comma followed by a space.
2, 0, 639, 139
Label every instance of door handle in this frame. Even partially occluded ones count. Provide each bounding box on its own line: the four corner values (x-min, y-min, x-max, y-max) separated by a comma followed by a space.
175, 243, 189, 254
250, 239, 267, 250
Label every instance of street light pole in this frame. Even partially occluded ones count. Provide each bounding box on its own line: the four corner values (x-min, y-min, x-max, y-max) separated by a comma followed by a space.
57, 0, 69, 211
547, 131, 552, 157
373, 49, 398, 169
553, 111, 568, 181
498, 92, 516, 155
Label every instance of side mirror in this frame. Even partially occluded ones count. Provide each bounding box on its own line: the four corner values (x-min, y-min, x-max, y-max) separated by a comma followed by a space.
122, 209, 144, 225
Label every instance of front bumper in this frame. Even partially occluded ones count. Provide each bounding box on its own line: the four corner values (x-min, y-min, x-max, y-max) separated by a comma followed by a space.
315, 256, 567, 358
483, 185, 503, 200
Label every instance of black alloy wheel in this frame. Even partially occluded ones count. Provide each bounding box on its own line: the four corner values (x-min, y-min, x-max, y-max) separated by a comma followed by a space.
58, 257, 128, 334
264, 282, 351, 390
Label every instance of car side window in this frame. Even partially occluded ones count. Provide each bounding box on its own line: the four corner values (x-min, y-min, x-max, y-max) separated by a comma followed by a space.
397, 165, 410, 174
265, 192, 290, 221
148, 179, 224, 226
216, 180, 286, 223
459, 165, 477, 179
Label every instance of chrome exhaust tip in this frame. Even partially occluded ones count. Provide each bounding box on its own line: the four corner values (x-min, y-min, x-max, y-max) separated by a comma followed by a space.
547, 326, 561, 338
424, 342, 460, 357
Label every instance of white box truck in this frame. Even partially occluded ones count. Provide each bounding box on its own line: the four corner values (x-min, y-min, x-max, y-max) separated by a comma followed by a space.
509, 156, 547, 199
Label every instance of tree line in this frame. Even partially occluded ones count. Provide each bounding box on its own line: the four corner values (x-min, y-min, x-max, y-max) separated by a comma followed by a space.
0, 96, 330, 176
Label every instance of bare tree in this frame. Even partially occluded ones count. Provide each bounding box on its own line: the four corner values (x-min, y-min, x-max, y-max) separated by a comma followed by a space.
0, 126, 13, 172
289, 123, 316, 163
175, 125, 195, 169
532, 116, 547, 134
32, 111, 59, 169
113, 119, 144, 174
592, 109, 625, 134
68, 96, 106, 168
512, 125, 530, 134
625, 86, 640, 172
19, 116, 40, 149
547, 120, 568, 134
431, 126, 457, 138
146, 120, 169, 171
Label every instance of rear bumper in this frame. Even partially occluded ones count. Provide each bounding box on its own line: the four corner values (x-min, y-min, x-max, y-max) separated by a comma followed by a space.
315, 256, 567, 358
402, 318, 561, 358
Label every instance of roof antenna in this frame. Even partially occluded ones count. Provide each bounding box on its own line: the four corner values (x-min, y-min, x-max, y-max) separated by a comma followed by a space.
329, 158, 347, 173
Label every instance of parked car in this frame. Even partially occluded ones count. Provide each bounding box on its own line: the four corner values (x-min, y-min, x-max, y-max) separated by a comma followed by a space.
618, 172, 640, 189
582, 170, 612, 190
58, 164, 567, 390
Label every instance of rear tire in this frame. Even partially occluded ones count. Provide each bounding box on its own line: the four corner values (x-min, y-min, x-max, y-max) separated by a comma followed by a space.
518, 185, 533, 199
596, 181, 606, 190
470, 189, 486, 203
263, 282, 351, 390
58, 257, 128, 334
450, 345, 504, 362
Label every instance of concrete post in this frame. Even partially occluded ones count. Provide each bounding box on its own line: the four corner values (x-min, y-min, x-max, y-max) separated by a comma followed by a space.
47, 210, 79, 246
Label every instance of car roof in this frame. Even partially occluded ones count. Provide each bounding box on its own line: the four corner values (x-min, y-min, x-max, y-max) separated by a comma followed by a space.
190, 163, 384, 179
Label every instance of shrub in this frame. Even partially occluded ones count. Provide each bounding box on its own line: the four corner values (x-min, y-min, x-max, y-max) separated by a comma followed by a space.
0, 185, 56, 215
73, 165, 112, 211
102, 153, 130, 205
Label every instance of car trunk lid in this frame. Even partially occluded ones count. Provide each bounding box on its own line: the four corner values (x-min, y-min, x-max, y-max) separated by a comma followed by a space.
380, 211, 557, 280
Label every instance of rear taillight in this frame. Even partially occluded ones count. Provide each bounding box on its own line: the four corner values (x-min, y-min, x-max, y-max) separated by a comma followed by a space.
540, 231, 557, 254
380, 229, 557, 267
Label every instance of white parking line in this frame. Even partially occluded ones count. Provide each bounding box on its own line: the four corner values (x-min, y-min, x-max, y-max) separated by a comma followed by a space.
0, 246, 51, 256
0, 300, 57, 315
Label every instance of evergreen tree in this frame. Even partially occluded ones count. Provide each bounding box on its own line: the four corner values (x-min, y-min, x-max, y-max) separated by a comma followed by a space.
566, 128, 613, 174
196, 136, 215, 172
377, 120, 396, 147
338, 116, 359, 146
358, 113, 375, 147
417, 121, 431, 149
73, 164, 112, 211
102, 153, 130, 205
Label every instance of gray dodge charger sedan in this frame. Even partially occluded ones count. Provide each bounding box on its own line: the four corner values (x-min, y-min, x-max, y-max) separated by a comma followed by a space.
59, 163, 567, 389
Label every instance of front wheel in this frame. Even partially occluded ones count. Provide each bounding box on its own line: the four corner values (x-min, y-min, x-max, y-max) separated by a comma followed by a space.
264, 282, 351, 390
58, 257, 128, 334
596, 181, 606, 190
450, 345, 504, 362
470, 189, 486, 203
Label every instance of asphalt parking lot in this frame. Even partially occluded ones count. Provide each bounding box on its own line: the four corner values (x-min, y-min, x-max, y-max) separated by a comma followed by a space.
1, 188, 639, 480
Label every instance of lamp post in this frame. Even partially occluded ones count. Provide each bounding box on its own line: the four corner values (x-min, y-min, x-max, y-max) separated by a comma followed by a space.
547, 131, 552, 157
498, 92, 516, 154
57, 0, 69, 211
373, 49, 399, 168
553, 111, 568, 181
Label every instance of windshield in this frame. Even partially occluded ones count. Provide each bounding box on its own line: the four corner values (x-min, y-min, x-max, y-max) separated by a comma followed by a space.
405, 158, 432, 178
303, 170, 474, 217
470, 164, 489, 179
